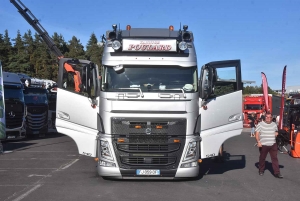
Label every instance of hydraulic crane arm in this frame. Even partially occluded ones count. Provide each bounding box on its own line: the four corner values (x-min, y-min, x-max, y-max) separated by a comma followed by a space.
10, 0, 63, 58
10, 0, 82, 92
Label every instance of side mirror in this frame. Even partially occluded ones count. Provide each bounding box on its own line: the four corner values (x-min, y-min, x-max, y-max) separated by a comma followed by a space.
199, 66, 213, 100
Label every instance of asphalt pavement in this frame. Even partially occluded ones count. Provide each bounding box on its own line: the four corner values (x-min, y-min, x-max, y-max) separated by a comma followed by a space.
0, 129, 300, 201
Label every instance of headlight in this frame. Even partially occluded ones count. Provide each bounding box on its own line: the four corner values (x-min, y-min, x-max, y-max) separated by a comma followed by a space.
178, 41, 187, 51
183, 141, 197, 161
112, 40, 121, 50
100, 140, 113, 161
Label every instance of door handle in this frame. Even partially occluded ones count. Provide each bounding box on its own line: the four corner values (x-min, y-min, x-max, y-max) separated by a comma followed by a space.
57, 111, 70, 120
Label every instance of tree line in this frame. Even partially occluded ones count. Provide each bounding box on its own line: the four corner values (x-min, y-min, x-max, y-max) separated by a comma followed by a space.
0, 29, 103, 81
243, 85, 277, 95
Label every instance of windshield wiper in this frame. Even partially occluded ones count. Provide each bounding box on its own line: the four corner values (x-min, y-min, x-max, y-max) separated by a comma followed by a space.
117, 88, 144, 98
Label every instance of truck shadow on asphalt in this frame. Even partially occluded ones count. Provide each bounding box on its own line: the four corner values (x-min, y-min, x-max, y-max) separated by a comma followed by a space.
100, 151, 246, 182
195, 151, 246, 180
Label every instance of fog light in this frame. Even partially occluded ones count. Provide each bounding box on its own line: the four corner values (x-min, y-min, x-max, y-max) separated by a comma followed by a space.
178, 41, 187, 51
99, 160, 116, 167
180, 161, 198, 168
112, 40, 121, 50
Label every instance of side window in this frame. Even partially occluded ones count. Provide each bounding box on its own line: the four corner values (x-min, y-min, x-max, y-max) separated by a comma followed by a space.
62, 72, 75, 92
213, 67, 237, 97
62, 63, 96, 97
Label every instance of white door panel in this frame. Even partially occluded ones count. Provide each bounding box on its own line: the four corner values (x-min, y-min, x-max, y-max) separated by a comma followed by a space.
56, 89, 98, 129
199, 60, 243, 159
56, 118, 97, 157
200, 91, 243, 130
200, 121, 242, 158
56, 88, 98, 157
200, 91, 243, 159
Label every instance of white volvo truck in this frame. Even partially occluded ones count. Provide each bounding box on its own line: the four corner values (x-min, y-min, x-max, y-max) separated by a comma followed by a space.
11, 0, 243, 179
56, 25, 243, 179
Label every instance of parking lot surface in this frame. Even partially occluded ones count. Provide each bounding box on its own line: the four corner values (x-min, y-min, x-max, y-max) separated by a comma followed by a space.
0, 130, 300, 201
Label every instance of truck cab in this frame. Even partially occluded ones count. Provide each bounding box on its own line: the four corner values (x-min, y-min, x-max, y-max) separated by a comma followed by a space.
3, 72, 26, 140
19, 74, 48, 137
55, 25, 243, 179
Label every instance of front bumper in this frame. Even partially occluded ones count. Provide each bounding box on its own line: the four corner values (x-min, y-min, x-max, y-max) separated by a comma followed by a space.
97, 165, 199, 179
5, 127, 26, 140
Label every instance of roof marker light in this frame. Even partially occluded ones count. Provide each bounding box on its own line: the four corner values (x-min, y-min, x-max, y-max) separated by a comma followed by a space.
169, 25, 174, 31
126, 25, 131, 30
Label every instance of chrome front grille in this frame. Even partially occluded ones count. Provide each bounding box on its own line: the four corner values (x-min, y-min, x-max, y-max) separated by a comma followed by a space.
111, 117, 186, 169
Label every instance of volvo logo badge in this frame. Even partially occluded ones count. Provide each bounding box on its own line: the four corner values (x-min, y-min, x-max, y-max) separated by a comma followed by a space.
8, 111, 15, 118
145, 128, 152, 135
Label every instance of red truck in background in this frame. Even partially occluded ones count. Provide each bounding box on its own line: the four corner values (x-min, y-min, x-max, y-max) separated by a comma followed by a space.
243, 94, 281, 128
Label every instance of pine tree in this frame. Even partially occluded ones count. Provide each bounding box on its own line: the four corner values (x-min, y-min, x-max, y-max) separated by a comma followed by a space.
85, 33, 103, 71
1, 30, 13, 71
8, 30, 28, 73
50, 32, 68, 81
31, 33, 52, 79
52, 32, 68, 55
65, 36, 85, 59
23, 30, 35, 76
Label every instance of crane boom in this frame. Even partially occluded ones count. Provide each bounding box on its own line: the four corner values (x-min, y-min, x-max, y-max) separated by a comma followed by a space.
10, 0, 63, 58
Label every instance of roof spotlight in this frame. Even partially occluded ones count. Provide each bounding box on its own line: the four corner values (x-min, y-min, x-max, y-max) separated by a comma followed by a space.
178, 41, 187, 51
112, 40, 121, 50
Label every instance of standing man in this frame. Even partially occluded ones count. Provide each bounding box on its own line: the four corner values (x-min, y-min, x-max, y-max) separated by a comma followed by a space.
249, 113, 256, 137
255, 112, 283, 178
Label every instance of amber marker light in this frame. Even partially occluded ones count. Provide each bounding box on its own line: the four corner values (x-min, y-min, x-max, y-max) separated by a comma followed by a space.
118, 138, 125, 143
198, 159, 202, 163
174, 139, 180, 143
156, 125, 163, 129
169, 25, 174, 31
126, 25, 131, 30
135, 125, 142, 129
94, 158, 99, 162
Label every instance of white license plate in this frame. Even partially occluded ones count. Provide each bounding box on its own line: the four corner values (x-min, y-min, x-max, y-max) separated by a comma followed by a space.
136, 169, 160, 175
7, 136, 16, 139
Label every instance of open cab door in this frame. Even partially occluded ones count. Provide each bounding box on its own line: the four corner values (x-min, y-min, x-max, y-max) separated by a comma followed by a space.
56, 58, 100, 157
199, 60, 243, 159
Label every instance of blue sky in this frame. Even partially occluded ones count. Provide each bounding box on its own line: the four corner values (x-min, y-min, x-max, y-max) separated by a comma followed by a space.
1, 0, 299, 90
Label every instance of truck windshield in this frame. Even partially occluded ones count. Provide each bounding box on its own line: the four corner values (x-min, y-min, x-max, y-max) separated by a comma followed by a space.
4, 87, 24, 102
244, 104, 262, 110
24, 88, 48, 104
102, 65, 198, 92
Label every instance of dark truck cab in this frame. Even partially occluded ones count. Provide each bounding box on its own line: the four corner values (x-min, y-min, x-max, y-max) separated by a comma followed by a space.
3, 72, 26, 139
19, 74, 48, 137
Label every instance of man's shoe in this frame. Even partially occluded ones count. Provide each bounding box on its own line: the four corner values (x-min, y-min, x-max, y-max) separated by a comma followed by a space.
274, 173, 283, 178
259, 172, 264, 176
